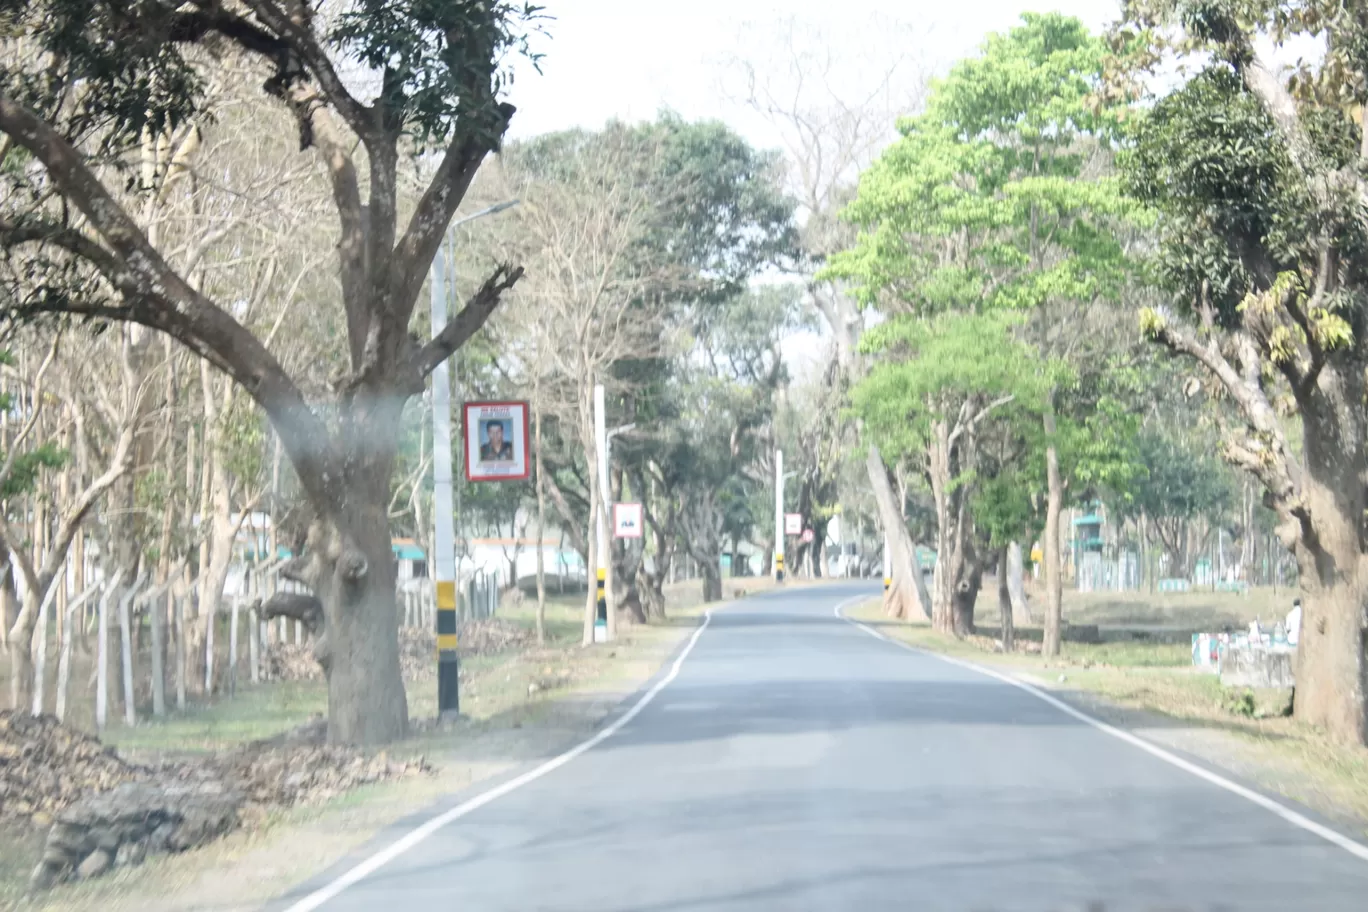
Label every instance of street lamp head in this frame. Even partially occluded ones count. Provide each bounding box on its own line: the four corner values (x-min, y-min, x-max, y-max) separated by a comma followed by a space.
452, 198, 521, 228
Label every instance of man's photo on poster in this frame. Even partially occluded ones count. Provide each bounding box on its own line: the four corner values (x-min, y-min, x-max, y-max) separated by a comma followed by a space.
463, 401, 530, 482
479, 419, 514, 462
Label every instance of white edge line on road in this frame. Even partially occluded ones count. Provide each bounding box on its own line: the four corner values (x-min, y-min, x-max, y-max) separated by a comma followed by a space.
281, 610, 716, 912
834, 599, 1368, 865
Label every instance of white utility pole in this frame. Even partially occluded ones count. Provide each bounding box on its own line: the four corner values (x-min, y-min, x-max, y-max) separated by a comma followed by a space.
430, 198, 517, 716
774, 451, 798, 581
593, 383, 612, 640
774, 449, 785, 581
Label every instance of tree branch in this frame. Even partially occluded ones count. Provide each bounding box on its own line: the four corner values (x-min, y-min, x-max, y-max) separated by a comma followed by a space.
388, 103, 516, 312
0, 90, 335, 505
238, 0, 377, 143
0, 332, 60, 491
1151, 318, 1305, 527
412, 263, 524, 382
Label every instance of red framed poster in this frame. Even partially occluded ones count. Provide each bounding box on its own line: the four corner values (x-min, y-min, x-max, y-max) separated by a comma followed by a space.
463, 401, 531, 483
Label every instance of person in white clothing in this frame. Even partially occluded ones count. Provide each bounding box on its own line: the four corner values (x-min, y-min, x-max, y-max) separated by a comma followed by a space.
1286, 598, 1302, 647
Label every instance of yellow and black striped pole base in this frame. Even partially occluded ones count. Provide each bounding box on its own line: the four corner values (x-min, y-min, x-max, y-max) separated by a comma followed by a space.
775, 553, 785, 583
436, 580, 459, 716
594, 567, 607, 642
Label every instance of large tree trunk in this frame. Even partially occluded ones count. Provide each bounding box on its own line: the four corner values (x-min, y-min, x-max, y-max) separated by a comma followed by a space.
951, 553, 982, 637
285, 507, 409, 744
195, 364, 238, 691
1287, 425, 1368, 744
8, 604, 35, 712
925, 404, 991, 638
701, 559, 723, 603
680, 488, 725, 604
1295, 568, 1367, 742
998, 546, 1014, 652
1042, 401, 1064, 658
867, 446, 930, 621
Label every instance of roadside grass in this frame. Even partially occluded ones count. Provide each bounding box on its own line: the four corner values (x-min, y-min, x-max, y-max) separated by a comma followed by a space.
981, 584, 1295, 631
84, 576, 736, 759
849, 597, 1368, 836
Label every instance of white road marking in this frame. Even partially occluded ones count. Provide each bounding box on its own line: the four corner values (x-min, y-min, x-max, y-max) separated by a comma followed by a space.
281, 609, 716, 912
835, 600, 1368, 864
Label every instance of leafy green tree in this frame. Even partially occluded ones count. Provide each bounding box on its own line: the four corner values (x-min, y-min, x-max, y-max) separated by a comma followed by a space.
1114, 0, 1368, 743
825, 12, 1138, 646
853, 311, 1045, 634
1128, 430, 1234, 576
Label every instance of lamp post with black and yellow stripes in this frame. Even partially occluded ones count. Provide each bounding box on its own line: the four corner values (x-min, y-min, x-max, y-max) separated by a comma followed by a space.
430, 199, 518, 719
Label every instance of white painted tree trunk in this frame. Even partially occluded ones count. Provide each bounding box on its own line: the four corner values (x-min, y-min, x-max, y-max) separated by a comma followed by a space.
204, 596, 215, 695
139, 567, 183, 719
229, 597, 240, 696
150, 590, 166, 717
29, 579, 62, 714
118, 573, 146, 726
248, 569, 261, 685
174, 593, 186, 710
55, 583, 99, 722
95, 579, 122, 733
1007, 541, 1032, 625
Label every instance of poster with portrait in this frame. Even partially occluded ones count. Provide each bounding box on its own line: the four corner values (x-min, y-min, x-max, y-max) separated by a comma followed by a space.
463, 401, 530, 482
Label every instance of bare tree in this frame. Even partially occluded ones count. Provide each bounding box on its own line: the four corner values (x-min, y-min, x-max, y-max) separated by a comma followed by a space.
0, 4, 539, 743
723, 15, 933, 620
496, 131, 679, 644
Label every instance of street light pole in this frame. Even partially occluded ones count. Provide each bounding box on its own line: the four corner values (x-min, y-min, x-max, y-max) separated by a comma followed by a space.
595, 417, 635, 641
773, 451, 799, 582
774, 450, 784, 582
431, 199, 518, 719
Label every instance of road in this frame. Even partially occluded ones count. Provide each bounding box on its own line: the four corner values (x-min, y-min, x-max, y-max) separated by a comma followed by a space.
278, 583, 1368, 911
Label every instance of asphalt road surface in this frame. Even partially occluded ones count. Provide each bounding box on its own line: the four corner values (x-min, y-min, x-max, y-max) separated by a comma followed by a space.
277, 583, 1368, 912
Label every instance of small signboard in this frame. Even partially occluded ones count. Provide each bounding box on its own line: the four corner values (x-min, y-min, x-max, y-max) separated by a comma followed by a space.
614, 503, 644, 538
463, 401, 530, 482
784, 513, 802, 536
801, 528, 815, 544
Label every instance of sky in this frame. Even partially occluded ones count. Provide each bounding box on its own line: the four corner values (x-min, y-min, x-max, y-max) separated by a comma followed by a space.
493, 1, 1125, 380
501, 0, 1122, 145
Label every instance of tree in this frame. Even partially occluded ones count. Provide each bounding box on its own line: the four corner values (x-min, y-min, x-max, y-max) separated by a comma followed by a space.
853, 311, 1043, 634
1114, 1, 1368, 743
0, 1, 542, 744
0, 333, 139, 711
724, 16, 933, 620
498, 114, 794, 621
1129, 428, 1234, 577
668, 284, 799, 599
497, 125, 679, 644
825, 12, 1137, 650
